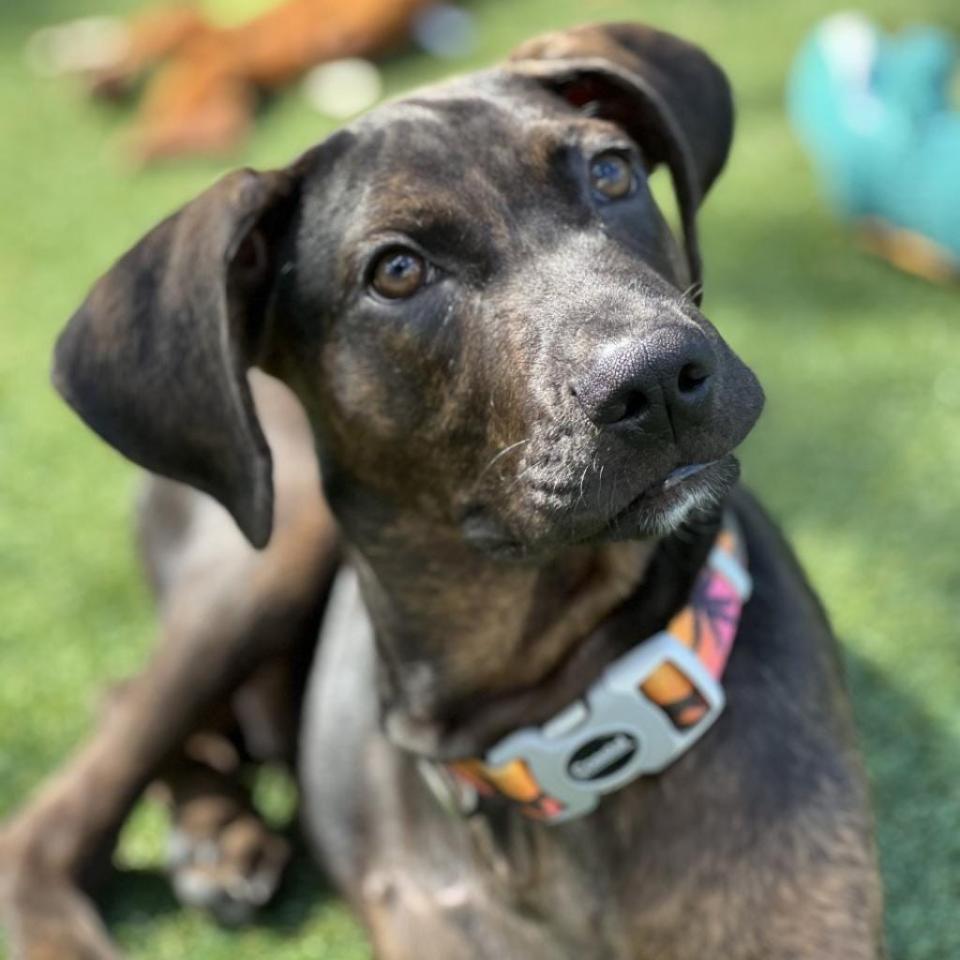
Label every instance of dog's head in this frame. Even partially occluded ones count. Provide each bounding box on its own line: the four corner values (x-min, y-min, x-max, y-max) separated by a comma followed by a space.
54, 23, 763, 560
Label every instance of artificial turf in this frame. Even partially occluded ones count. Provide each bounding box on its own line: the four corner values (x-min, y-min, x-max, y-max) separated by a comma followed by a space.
1, 0, 958, 957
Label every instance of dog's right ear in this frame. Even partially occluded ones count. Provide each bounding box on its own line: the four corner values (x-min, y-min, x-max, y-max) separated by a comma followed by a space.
509, 23, 734, 303
53, 161, 310, 548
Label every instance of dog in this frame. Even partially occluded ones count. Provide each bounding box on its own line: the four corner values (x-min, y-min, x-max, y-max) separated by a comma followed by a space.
0, 22, 886, 960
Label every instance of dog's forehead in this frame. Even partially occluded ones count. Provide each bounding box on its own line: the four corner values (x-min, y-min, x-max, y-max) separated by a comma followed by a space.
342, 70, 606, 182
371, 68, 567, 131
307, 70, 628, 240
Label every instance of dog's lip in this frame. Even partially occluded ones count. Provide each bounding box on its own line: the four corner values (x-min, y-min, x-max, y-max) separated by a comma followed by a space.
608, 459, 723, 525
661, 462, 713, 490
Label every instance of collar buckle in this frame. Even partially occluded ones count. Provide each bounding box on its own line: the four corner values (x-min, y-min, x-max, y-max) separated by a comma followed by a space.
480, 632, 726, 823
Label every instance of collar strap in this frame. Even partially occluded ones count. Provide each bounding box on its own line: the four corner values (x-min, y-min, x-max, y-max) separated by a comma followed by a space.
430, 513, 752, 824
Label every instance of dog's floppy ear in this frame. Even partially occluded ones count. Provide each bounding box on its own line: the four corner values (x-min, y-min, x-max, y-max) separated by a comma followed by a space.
53, 165, 303, 548
509, 22, 734, 302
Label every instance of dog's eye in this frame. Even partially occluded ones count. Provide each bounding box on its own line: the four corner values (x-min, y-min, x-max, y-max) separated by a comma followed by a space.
589, 152, 634, 200
370, 248, 427, 300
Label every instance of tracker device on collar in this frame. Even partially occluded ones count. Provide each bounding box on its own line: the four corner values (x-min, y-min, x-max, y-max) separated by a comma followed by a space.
433, 513, 752, 824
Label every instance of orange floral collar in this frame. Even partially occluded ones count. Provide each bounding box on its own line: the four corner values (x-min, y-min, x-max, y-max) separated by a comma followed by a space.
427, 514, 752, 824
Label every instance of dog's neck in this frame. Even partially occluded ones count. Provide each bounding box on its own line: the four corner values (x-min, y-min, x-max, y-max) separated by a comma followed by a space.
342, 509, 722, 757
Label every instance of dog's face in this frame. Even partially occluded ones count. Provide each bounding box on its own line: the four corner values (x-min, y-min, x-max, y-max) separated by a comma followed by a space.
53, 23, 763, 560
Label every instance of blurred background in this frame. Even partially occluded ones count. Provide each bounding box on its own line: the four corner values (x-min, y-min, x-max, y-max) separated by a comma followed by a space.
1, 0, 958, 957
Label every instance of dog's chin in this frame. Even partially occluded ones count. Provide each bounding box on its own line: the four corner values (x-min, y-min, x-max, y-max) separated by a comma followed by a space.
462, 456, 740, 561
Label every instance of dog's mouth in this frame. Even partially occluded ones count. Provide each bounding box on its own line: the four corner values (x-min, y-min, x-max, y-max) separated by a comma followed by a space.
603, 456, 739, 538
462, 455, 739, 559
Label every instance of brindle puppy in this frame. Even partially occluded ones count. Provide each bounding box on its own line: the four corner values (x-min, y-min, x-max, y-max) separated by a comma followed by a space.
0, 22, 885, 960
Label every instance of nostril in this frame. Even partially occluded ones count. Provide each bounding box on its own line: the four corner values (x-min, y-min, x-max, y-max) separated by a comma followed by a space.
677, 362, 711, 396
619, 389, 649, 421
596, 387, 649, 425
575, 379, 651, 426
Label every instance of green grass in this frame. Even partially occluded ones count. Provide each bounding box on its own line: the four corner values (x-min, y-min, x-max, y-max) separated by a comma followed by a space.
1, 0, 959, 957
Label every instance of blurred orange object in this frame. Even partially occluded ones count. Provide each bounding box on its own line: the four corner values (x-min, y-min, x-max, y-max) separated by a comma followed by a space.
82, 0, 433, 161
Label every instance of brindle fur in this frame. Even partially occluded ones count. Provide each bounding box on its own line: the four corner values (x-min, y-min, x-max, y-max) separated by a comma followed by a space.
0, 22, 884, 960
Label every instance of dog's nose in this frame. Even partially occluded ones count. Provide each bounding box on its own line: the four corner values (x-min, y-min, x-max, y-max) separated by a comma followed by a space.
572, 331, 716, 430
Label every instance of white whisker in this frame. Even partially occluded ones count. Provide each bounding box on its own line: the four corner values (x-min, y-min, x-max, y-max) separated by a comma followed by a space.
477, 438, 530, 481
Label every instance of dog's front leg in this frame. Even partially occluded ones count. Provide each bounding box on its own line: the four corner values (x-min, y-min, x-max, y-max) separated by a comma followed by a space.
0, 631, 267, 960
0, 516, 336, 960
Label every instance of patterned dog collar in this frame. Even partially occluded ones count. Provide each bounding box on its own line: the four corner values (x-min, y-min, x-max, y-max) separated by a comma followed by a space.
428, 513, 752, 824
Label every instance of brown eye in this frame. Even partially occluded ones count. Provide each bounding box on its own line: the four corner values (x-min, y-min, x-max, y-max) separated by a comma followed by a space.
589, 152, 634, 200
371, 248, 426, 299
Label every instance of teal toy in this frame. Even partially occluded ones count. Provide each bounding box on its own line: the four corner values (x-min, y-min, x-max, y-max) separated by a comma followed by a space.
788, 13, 960, 281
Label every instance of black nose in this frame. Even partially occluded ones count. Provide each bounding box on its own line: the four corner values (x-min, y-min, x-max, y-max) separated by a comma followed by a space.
572, 331, 716, 430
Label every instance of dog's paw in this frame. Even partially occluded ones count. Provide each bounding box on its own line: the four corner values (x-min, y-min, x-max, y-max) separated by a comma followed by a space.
166, 810, 290, 927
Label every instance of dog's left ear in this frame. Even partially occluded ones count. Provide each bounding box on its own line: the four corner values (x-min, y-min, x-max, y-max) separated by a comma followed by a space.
52, 159, 311, 549
509, 22, 734, 302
